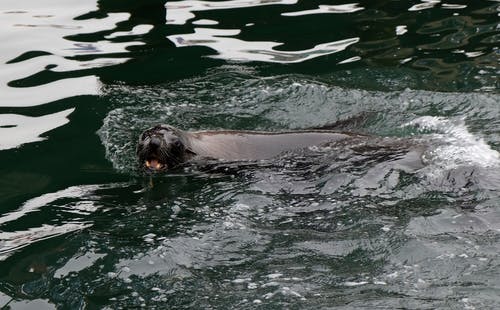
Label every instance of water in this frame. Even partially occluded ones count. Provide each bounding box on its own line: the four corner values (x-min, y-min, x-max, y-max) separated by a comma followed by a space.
1, 0, 499, 308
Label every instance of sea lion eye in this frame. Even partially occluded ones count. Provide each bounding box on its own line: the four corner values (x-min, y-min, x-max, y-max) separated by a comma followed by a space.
174, 140, 182, 148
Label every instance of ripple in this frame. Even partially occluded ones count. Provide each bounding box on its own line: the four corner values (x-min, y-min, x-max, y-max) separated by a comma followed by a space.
54, 251, 106, 279
191, 19, 219, 26
395, 25, 408, 36
0, 183, 129, 260
281, 3, 364, 16
99, 70, 500, 173
0, 223, 91, 261
0, 0, 147, 107
337, 56, 362, 64
405, 116, 500, 169
1, 75, 98, 108
0, 108, 74, 150
0, 293, 55, 309
409, 0, 441, 12
98, 70, 500, 219
104, 24, 154, 39
0, 184, 102, 225
100, 71, 498, 171
166, 0, 298, 25
2, 0, 500, 308
442, 3, 467, 10
168, 29, 359, 63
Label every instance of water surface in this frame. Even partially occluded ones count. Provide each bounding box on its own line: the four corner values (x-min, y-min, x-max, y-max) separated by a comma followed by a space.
1, 0, 499, 308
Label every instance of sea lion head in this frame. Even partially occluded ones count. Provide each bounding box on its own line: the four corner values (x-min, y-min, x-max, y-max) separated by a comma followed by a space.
136, 124, 195, 172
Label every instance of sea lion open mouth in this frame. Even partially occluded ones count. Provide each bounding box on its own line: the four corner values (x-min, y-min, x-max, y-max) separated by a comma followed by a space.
144, 158, 166, 171
136, 125, 195, 173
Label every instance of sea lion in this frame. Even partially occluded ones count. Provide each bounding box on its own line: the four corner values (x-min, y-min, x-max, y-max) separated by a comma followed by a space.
136, 124, 369, 172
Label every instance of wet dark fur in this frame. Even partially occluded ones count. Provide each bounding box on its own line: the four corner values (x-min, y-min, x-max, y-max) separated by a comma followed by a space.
136, 125, 195, 172
137, 123, 424, 173
137, 124, 368, 172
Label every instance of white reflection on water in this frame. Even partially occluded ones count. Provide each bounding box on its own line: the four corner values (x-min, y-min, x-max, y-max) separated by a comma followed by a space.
0, 184, 101, 225
441, 3, 467, 9
192, 19, 219, 25
281, 3, 364, 16
0, 108, 74, 150
0, 0, 141, 107
0, 183, 127, 260
54, 251, 107, 278
166, 0, 298, 25
408, 0, 441, 12
105, 24, 154, 39
0, 222, 91, 261
396, 25, 408, 36
0, 76, 97, 107
338, 56, 361, 64
168, 28, 359, 63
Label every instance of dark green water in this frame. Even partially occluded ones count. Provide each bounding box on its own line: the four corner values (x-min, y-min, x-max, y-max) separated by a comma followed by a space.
1, 0, 499, 308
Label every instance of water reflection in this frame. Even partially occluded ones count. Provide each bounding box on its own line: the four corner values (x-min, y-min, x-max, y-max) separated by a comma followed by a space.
166, 0, 361, 63
168, 29, 359, 62
409, 0, 441, 12
0, 0, 499, 308
105, 25, 154, 39
99, 72, 500, 173
0, 183, 129, 261
0, 0, 146, 107
162, 0, 498, 90
282, 3, 364, 16
0, 108, 74, 150
0, 223, 91, 261
166, 0, 298, 25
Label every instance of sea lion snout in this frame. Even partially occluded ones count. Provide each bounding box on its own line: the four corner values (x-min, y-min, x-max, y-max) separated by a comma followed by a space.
137, 125, 194, 173
149, 136, 163, 149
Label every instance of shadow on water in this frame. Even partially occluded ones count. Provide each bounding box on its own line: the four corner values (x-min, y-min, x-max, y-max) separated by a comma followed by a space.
0, 0, 499, 308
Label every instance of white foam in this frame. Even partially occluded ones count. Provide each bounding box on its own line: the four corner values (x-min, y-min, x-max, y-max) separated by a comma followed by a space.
404, 116, 500, 170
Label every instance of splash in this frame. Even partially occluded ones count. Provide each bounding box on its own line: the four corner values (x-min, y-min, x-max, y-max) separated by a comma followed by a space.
99, 71, 500, 174
404, 116, 500, 170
